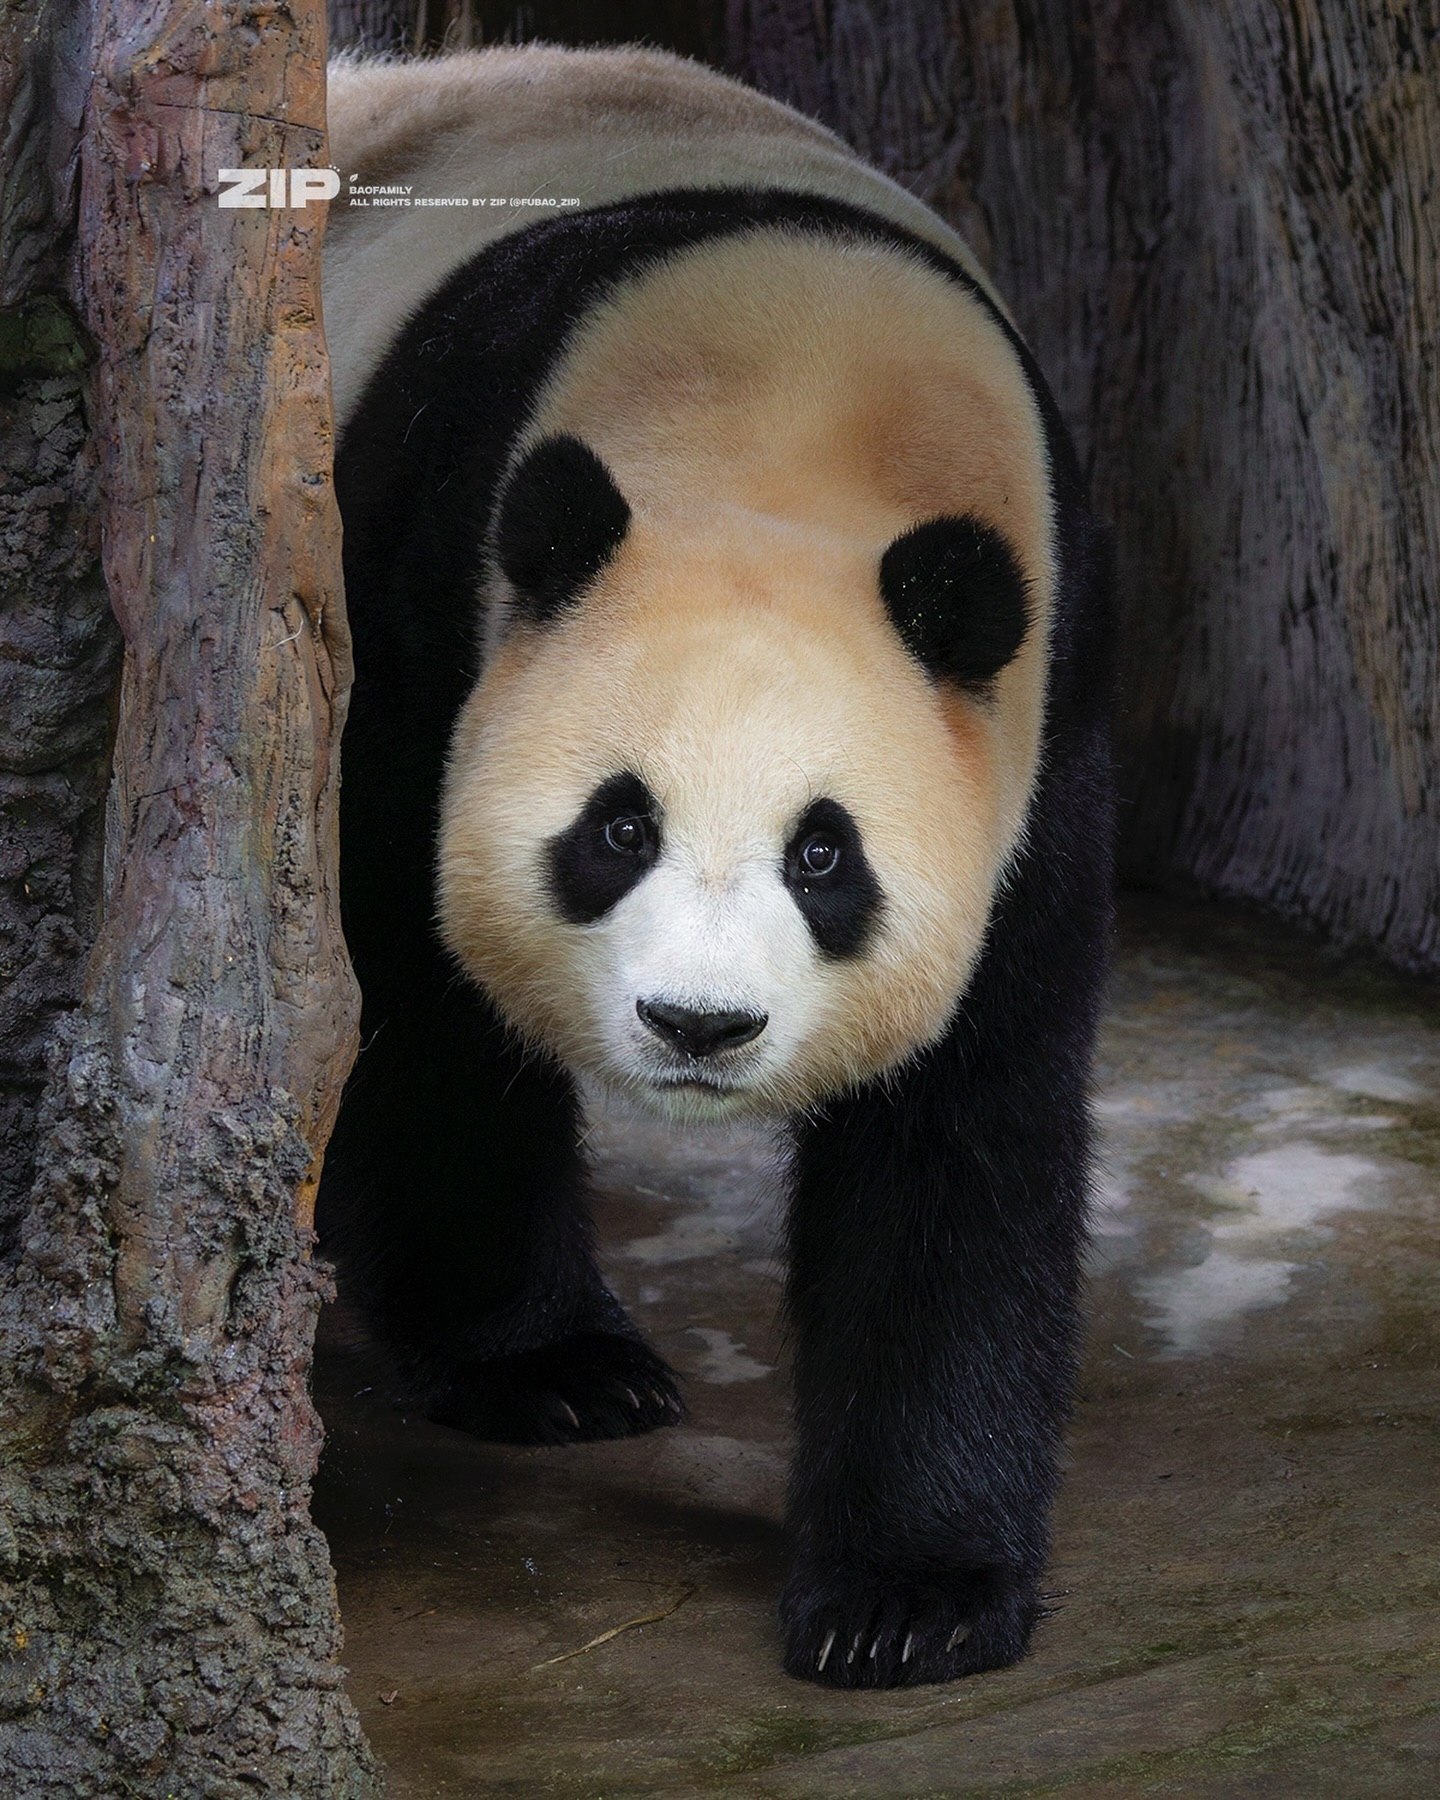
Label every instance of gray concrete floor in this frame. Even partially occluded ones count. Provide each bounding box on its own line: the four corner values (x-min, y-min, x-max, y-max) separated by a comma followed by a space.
314, 895, 1440, 1797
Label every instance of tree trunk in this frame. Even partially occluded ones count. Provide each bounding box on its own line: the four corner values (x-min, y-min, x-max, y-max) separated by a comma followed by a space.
0, 1, 120, 1249
0, 2, 382, 1793
328, 0, 722, 60
328, 0, 416, 51
726, 0, 1440, 972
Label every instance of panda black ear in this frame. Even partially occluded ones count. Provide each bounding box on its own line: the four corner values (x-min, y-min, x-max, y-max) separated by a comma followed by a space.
878, 515, 1031, 690
493, 435, 631, 626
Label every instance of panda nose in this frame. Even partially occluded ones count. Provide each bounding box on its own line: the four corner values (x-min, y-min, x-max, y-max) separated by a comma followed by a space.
637, 999, 768, 1058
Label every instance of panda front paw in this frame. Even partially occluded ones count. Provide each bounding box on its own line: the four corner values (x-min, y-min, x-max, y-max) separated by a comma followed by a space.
426, 1329, 685, 1445
780, 1564, 1040, 1689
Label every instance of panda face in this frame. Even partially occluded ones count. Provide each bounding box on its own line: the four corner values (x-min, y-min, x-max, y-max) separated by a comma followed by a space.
437, 488, 1021, 1122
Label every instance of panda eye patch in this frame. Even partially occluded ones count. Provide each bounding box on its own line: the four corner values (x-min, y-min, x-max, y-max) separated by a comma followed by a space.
783, 799, 883, 959
546, 772, 660, 923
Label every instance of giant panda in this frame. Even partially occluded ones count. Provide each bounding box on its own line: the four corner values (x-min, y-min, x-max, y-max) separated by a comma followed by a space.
319, 45, 1114, 1691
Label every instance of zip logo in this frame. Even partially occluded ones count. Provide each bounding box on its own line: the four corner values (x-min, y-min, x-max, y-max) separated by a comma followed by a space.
218, 168, 342, 208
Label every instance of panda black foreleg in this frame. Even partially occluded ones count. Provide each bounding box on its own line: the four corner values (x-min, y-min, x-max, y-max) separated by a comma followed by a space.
319, 983, 683, 1445
779, 1022, 1092, 1688
778, 714, 1111, 1688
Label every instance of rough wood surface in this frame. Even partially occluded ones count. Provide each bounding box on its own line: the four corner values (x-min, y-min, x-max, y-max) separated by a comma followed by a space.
727, 0, 1440, 970
0, 2, 381, 1792
329, 0, 416, 50
328, 0, 722, 59
0, 2, 120, 1245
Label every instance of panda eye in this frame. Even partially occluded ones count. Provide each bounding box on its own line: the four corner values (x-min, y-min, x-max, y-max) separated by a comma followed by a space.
798, 835, 841, 878
604, 813, 653, 856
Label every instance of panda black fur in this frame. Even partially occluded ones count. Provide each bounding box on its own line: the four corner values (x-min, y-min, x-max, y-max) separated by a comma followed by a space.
319, 46, 1115, 1691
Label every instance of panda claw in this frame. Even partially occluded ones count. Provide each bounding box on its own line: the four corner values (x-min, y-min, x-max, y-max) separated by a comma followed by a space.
621, 1386, 640, 1409
784, 1574, 1035, 1687
559, 1400, 580, 1430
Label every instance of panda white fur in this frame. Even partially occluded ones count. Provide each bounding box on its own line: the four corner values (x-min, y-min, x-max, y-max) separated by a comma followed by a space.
319, 45, 1114, 1690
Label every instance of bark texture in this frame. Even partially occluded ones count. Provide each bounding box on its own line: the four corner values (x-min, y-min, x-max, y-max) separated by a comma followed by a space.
727, 0, 1440, 971
0, 2, 381, 1793
328, 0, 416, 50
328, 0, 721, 59
0, 1, 120, 1246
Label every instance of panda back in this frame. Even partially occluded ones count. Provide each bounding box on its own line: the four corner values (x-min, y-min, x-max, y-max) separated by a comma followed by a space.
324, 45, 1004, 428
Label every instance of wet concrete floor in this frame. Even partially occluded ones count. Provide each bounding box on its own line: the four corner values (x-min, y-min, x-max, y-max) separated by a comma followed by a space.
314, 894, 1440, 1796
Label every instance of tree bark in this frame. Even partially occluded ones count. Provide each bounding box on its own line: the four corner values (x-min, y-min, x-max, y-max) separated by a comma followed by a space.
0, 1, 120, 1247
328, 0, 722, 60
328, 0, 416, 51
726, 0, 1440, 972
0, 2, 382, 1793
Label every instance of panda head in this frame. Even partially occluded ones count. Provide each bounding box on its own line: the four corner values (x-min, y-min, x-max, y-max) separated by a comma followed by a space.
437, 435, 1035, 1122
